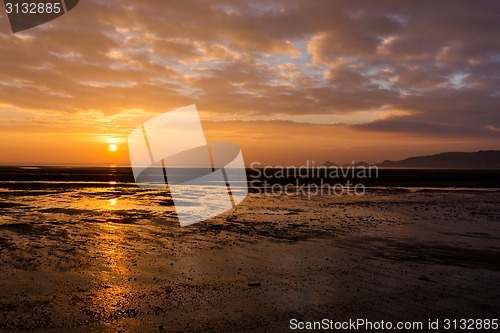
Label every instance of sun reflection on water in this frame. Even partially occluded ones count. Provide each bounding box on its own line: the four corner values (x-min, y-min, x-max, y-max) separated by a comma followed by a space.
85, 223, 137, 322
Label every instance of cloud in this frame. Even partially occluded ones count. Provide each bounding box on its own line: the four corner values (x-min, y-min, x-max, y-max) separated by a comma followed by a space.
353, 119, 500, 138
0, 0, 499, 164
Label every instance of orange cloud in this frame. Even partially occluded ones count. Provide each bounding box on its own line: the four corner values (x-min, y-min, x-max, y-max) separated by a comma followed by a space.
0, 0, 499, 165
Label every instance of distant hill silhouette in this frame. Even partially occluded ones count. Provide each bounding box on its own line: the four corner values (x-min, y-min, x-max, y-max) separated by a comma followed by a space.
378, 150, 500, 169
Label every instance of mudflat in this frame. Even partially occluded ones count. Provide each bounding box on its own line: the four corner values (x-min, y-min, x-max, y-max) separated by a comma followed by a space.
0, 190, 499, 332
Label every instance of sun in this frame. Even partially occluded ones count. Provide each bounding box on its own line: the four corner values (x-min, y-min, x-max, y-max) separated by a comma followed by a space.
109, 144, 117, 152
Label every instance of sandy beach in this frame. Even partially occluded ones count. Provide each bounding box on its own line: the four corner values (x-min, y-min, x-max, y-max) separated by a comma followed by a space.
1, 189, 499, 332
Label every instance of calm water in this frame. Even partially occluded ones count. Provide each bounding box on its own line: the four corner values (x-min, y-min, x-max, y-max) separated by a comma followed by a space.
0, 167, 177, 226
0, 166, 499, 227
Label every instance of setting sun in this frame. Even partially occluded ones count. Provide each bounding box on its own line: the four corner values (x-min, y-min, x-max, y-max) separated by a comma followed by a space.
109, 144, 117, 152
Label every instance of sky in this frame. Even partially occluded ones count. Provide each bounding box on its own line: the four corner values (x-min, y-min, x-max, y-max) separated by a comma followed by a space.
0, 0, 499, 166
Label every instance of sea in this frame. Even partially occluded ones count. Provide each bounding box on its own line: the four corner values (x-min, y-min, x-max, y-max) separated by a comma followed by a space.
0, 166, 499, 227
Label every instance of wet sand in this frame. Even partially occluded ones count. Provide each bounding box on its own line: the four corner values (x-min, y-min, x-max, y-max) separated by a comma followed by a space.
0, 190, 499, 332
